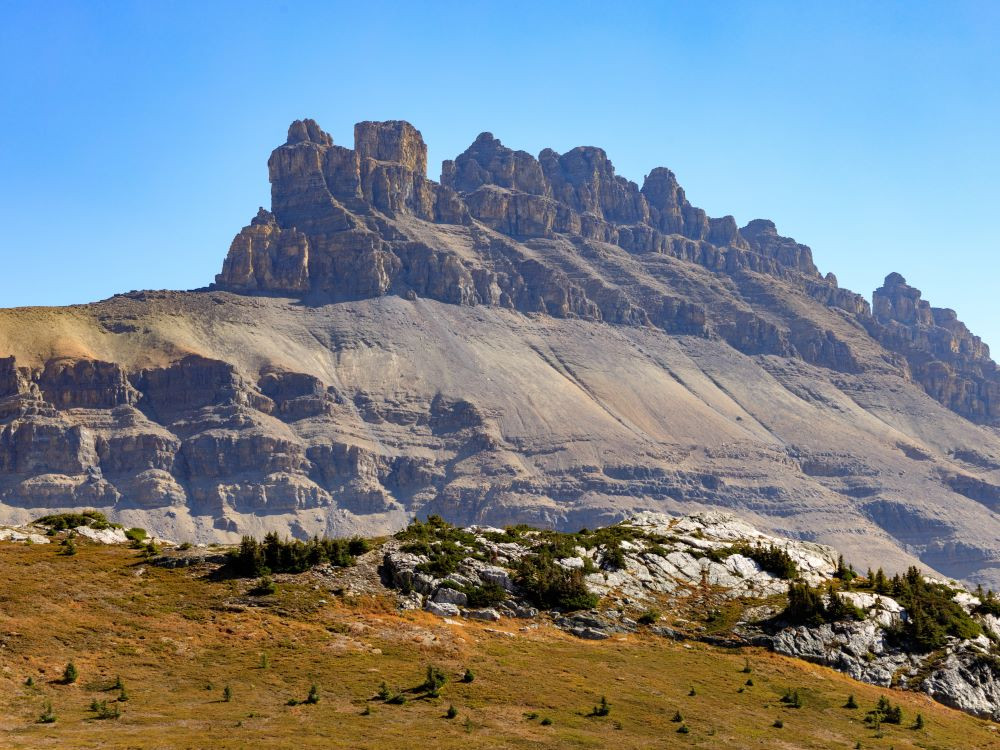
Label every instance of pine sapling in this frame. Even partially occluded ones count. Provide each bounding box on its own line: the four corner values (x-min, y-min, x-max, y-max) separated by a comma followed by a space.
37, 701, 56, 724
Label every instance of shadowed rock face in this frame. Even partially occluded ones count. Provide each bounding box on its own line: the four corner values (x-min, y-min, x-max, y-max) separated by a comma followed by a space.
3, 119, 1000, 588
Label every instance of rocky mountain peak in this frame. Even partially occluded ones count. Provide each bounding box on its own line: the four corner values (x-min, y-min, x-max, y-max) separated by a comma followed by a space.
873, 272, 933, 326
441, 132, 549, 196
354, 119, 427, 175
286, 118, 333, 146
740, 218, 818, 275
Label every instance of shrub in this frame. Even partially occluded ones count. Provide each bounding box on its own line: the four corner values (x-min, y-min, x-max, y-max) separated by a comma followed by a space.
228, 532, 362, 577
975, 590, 1000, 617
90, 699, 120, 719
731, 542, 798, 579
540, 717, 553, 726
348, 537, 371, 556
516, 551, 599, 611
446, 704, 458, 719
773, 718, 783, 728
377, 682, 390, 700
780, 688, 802, 708
305, 684, 320, 704
461, 668, 475, 684
62, 662, 78, 684
865, 695, 902, 725
36, 510, 110, 531
602, 542, 627, 570
37, 701, 56, 723
397, 516, 483, 576
637, 609, 660, 626
250, 575, 276, 596
833, 554, 857, 583
178, 541, 193, 550
677, 723, 690, 733
886, 567, 981, 651
671, 710, 683, 722
386, 693, 406, 705
422, 665, 447, 694
464, 582, 508, 608
125, 527, 147, 545
589, 696, 611, 717
780, 582, 863, 626
844, 694, 858, 709
223, 685, 232, 702
59, 539, 77, 556
688, 686, 696, 696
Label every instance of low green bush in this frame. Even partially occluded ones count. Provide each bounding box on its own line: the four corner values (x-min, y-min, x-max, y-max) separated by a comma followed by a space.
228, 532, 363, 577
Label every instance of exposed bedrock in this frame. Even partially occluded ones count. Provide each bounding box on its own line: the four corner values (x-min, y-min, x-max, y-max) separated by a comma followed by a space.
3, 118, 1000, 588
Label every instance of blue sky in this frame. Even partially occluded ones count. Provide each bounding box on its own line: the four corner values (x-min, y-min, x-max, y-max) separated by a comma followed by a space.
1, 1, 998, 350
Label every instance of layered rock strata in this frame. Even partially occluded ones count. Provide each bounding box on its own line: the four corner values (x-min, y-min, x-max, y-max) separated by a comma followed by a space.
1, 119, 999, 590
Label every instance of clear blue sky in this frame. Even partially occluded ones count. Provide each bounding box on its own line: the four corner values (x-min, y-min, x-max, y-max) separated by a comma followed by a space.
2, 1, 998, 350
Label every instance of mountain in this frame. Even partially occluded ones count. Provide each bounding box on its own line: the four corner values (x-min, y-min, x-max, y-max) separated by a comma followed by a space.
1, 118, 999, 587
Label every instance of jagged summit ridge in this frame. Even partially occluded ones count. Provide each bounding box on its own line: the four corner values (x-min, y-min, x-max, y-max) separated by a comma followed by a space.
217, 118, 998, 425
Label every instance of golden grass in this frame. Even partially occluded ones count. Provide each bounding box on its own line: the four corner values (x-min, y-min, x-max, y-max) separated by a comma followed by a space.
2, 540, 998, 749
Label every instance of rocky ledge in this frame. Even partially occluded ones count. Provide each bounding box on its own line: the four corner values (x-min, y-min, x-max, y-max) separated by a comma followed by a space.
379, 511, 1000, 721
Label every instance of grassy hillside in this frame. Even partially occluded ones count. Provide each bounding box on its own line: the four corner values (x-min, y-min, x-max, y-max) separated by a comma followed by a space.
1, 538, 998, 749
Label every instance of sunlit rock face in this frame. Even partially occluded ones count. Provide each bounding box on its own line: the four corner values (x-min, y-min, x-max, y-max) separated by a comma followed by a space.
2, 119, 1000, 593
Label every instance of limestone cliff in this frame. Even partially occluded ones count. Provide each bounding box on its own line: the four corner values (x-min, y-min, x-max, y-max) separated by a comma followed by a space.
2, 119, 1000, 591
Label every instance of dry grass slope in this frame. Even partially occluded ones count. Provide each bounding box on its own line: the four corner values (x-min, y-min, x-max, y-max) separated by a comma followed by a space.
2, 538, 998, 749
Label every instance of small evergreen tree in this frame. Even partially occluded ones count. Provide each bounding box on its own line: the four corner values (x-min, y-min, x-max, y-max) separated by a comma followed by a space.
422, 665, 447, 693
913, 712, 924, 729
590, 696, 611, 716
305, 684, 320, 704
223, 685, 232, 702
461, 668, 475, 683
38, 700, 56, 723
62, 661, 78, 684
874, 568, 889, 594
446, 704, 458, 719
844, 694, 858, 709
671, 710, 683, 722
